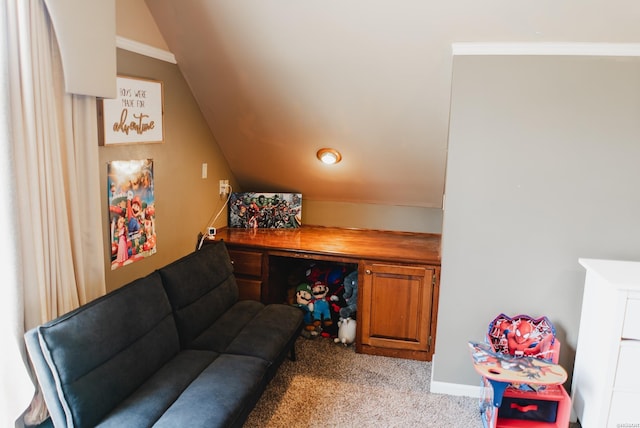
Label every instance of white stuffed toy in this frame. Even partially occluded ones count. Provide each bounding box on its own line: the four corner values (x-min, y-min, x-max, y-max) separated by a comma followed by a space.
334, 317, 356, 346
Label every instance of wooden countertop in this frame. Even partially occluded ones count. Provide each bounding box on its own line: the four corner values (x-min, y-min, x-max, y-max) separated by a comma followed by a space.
208, 226, 441, 265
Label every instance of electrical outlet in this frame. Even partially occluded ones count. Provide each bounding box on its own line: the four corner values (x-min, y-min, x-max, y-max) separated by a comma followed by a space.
219, 179, 229, 197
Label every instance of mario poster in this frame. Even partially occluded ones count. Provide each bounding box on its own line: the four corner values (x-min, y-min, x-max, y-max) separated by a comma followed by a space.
107, 159, 156, 270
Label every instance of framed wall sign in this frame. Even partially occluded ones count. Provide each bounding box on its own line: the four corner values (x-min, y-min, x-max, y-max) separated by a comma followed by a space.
98, 76, 164, 145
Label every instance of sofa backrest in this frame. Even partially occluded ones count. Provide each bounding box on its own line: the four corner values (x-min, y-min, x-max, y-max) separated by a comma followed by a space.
24, 271, 180, 428
158, 241, 239, 348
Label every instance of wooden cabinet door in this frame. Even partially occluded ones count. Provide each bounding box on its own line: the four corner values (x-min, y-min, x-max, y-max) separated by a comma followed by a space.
360, 263, 435, 354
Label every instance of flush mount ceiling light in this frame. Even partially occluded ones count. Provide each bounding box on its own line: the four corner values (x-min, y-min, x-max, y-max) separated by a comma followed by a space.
316, 148, 342, 165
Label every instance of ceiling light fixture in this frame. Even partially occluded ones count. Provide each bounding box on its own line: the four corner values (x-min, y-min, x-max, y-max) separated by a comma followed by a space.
316, 148, 342, 165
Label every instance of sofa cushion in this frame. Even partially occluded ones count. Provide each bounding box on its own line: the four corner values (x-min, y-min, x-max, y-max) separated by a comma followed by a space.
159, 241, 239, 348
153, 354, 271, 428
225, 304, 303, 361
96, 350, 218, 427
192, 302, 303, 363
189, 300, 265, 352
31, 271, 180, 428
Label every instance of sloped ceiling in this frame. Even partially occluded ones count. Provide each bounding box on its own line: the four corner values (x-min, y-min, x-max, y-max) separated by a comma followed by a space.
145, 0, 640, 208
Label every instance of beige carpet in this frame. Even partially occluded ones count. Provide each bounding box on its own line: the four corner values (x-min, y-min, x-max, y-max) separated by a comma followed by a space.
244, 337, 482, 427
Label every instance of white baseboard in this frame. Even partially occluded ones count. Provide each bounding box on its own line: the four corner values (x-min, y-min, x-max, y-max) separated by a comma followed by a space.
429, 357, 482, 397
430, 380, 482, 397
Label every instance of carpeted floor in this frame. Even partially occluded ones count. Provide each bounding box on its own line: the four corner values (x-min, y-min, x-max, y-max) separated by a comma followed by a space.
244, 336, 482, 427
245, 336, 582, 427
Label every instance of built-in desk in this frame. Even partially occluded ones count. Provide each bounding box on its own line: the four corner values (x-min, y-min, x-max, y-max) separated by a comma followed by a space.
205, 226, 441, 361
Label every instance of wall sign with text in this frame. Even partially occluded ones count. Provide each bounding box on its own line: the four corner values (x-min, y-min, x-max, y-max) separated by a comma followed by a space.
98, 76, 164, 145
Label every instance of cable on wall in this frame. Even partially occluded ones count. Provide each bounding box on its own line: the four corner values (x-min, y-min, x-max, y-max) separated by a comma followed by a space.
197, 184, 233, 250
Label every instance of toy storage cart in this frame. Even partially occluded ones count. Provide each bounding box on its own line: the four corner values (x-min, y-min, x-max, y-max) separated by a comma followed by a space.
480, 378, 571, 428
475, 314, 572, 428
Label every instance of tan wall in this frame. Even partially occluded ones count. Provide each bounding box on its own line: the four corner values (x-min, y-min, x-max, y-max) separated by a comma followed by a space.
113, 0, 444, 237
115, 0, 169, 50
102, 48, 442, 292
303, 200, 442, 233
100, 49, 237, 292
107, 1, 443, 291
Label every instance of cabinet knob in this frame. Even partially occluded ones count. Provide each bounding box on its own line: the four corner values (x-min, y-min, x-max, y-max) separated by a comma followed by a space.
365, 269, 372, 275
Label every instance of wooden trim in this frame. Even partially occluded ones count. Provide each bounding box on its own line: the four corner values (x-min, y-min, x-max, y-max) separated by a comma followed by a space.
116, 36, 177, 64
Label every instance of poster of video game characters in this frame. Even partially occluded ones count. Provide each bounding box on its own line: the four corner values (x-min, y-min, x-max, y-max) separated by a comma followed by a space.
229, 193, 302, 229
107, 159, 156, 270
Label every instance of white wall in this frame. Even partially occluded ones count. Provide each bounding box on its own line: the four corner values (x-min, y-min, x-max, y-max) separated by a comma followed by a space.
433, 55, 640, 390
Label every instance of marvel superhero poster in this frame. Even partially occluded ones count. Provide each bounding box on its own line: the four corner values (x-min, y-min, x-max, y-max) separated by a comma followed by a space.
229, 193, 302, 229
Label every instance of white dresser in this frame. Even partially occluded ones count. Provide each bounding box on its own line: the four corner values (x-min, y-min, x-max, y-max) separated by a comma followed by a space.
572, 258, 640, 428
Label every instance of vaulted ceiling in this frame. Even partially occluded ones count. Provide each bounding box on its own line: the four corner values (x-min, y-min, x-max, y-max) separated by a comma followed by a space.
145, 0, 640, 208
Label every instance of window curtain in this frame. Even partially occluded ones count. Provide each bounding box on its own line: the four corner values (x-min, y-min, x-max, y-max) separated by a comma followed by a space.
1, 0, 107, 425
0, 3, 33, 425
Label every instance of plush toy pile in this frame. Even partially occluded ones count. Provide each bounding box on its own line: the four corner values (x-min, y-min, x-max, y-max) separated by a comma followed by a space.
288, 261, 358, 341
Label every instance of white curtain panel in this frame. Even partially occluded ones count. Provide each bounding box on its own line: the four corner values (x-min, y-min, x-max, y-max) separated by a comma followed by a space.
1, 0, 107, 425
0, 3, 33, 426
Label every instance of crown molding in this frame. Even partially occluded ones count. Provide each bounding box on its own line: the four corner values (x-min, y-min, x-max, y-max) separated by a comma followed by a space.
452, 42, 640, 57
116, 36, 177, 64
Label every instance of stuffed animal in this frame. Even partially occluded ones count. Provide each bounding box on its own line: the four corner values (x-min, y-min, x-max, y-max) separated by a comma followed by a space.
311, 281, 333, 327
487, 313, 556, 361
339, 270, 358, 319
293, 283, 315, 332
306, 263, 346, 287
334, 317, 356, 345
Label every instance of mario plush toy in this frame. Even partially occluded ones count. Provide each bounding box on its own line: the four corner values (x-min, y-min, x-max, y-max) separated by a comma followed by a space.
311, 281, 333, 328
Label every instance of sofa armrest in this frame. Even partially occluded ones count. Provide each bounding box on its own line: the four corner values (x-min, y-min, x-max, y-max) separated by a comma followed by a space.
23, 272, 181, 428
24, 328, 69, 428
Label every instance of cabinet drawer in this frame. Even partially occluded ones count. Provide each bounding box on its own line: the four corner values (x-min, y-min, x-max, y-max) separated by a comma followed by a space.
236, 278, 262, 301
615, 341, 640, 391
228, 250, 263, 276
622, 298, 640, 340
609, 390, 640, 427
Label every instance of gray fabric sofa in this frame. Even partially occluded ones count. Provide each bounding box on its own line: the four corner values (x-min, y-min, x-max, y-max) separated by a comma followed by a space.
24, 241, 303, 428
